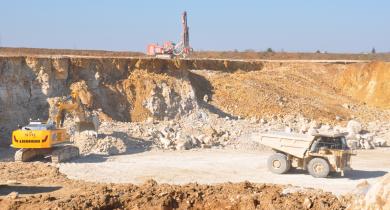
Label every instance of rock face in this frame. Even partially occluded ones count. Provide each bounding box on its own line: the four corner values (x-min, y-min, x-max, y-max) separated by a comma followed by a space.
1, 56, 389, 151
338, 61, 390, 109
0, 57, 208, 146
0, 56, 266, 146
144, 81, 197, 120
0, 57, 69, 145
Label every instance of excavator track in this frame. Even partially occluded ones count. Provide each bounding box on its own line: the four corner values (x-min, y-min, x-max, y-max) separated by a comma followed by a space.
51, 145, 80, 164
14, 148, 52, 162
14, 145, 79, 163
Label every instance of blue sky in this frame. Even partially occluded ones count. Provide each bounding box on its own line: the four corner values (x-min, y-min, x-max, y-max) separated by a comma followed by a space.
0, 0, 389, 53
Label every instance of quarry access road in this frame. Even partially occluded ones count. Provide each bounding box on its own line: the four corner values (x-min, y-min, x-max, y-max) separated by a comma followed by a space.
59, 148, 390, 195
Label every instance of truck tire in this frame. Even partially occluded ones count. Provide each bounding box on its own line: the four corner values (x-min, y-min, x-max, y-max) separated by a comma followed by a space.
308, 158, 330, 178
267, 153, 291, 174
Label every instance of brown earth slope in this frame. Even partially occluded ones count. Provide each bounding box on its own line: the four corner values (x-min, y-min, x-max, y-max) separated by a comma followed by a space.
338, 61, 390, 109
195, 62, 390, 124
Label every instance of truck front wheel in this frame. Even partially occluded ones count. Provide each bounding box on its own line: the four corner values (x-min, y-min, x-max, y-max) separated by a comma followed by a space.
308, 158, 330, 178
267, 153, 291, 174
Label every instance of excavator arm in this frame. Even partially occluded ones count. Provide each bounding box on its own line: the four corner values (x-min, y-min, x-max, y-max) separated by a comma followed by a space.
54, 90, 98, 133
55, 102, 79, 128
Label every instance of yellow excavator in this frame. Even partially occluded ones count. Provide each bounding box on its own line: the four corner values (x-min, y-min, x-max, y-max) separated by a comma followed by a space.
11, 88, 99, 163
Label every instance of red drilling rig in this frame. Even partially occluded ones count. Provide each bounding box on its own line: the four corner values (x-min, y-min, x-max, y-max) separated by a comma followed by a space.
147, 11, 192, 58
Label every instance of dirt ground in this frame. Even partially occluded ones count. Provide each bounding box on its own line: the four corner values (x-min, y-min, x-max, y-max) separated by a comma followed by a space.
0, 148, 388, 209
0, 159, 345, 210
59, 148, 390, 196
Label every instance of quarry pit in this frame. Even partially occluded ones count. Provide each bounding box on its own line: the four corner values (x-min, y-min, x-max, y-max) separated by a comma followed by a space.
0, 54, 389, 210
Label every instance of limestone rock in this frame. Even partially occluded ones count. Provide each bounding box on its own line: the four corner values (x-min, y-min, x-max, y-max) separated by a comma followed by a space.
71, 131, 127, 155
347, 120, 362, 135
373, 137, 387, 147
303, 197, 312, 209
175, 137, 193, 150
7, 192, 19, 199
351, 173, 390, 210
144, 81, 198, 120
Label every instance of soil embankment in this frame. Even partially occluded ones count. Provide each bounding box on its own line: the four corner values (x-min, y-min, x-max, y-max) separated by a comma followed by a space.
0, 162, 345, 210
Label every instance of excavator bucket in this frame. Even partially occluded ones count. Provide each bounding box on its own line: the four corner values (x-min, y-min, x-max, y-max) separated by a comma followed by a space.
76, 121, 97, 133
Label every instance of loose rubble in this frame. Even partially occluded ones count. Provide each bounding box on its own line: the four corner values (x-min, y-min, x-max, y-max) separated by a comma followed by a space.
71, 132, 127, 155
64, 107, 389, 154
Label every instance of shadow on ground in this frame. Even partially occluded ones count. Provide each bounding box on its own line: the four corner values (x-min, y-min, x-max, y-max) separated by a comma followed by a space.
0, 148, 15, 162
286, 168, 388, 180
1, 132, 153, 164
189, 71, 237, 119
345, 170, 387, 180
199, 102, 237, 119
0, 185, 61, 196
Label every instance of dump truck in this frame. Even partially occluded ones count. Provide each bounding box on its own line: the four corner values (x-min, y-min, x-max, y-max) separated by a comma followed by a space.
255, 131, 355, 178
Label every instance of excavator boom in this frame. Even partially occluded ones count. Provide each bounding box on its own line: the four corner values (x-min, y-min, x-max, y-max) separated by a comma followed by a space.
55, 90, 98, 133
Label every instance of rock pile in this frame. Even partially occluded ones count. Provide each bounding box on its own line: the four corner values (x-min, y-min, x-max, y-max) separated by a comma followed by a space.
71, 131, 127, 155
345, 120, 374, 149
97, 109, 281, 151
294, 118, 388, 150
342, 120, 388, 149
60, 97, 388, 154
72, 109, 390, 153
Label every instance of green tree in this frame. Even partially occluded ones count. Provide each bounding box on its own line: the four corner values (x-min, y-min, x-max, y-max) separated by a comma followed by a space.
244, 49, 255, 53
